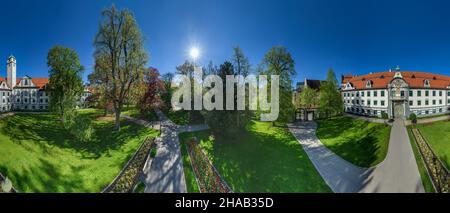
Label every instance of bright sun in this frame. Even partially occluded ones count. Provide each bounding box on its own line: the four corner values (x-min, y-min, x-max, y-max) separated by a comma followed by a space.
190, 47, 200, 60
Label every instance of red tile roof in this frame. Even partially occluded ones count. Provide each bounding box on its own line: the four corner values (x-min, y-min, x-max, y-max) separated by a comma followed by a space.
342, 71, 450, 90
0, 77, 49, 89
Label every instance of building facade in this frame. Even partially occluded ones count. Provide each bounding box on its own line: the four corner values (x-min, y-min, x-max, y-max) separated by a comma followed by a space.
341, 68, 450, 119
0, 55, 90, 112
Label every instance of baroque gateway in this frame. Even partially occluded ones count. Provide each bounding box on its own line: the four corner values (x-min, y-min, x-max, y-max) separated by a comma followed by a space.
341, 67, 450, 119
0, 55, 90, 112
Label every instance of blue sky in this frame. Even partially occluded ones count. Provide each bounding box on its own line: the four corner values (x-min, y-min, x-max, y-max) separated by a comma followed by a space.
1, 0, 450, 84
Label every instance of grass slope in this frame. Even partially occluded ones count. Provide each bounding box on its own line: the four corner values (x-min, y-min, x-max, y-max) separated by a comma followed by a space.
415, 120, 450, 169
316, 116, 391, 167
0, 109, 158, 192
179, 121, 331, 193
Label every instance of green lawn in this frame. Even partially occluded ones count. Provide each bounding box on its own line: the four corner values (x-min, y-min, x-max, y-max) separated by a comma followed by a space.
163, 109, 204, 125
0, 109, 158, 192
316, 116, 391, 167
179, 121, 331, 193
406, 126, 435, 193
415, 120, 450, 169
122, 107, 158, 122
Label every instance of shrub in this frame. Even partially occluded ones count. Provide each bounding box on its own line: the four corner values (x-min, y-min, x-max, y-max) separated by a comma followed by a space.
409, 113, 417, 124
62, 110, 94, 142
381, 111, 389, 119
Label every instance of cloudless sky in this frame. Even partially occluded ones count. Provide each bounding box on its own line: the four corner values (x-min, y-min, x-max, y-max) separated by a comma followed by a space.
1, 0, 450, 84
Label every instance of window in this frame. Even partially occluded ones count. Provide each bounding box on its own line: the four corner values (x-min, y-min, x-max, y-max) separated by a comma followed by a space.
367, 91, 370, 97
374, 91, 377, 97
367, 100, 370, 105
425, 91, 429, 96
409, 91, 413, 96
401, 91, 405, 97
425, 100, 429, 105
409, 101, 413, 106
381, 91, 385, 97
418, 100, 421, 106
439, 91, 442, 96
356, 92, 359, 97
432, 100, 436, 105
356, 100, 360, 105
374, 110, 378, 115
374, 100, 378, 106
361, 100, 365, 105
381, 101, 385, 106
361, 91, 364, 97
433, 91, 436, 96
425, 110, 429, 114
417, 90, 422, 96
424, 79, 430, 87
351, 93, 354, 97
439, 108, 443, 112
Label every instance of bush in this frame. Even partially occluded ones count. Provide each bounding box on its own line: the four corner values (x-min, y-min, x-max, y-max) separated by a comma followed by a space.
409, 113, 417, 124
408, 113, 417, 120
381, 111, 389, 119
62, 110, 94, 142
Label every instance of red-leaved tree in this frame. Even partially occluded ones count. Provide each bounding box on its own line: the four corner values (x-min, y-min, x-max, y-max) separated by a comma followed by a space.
138, 67, 166, 115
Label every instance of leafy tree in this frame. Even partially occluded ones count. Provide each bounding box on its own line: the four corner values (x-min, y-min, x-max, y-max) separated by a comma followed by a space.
318, 82, 343, 118
326, 68, 339, 89
203, 61, 242, 137
47, 45, 84, 121
138, 67, 165, 115
260, 46, 296, 125
299, 86, 319, 109
161, 72, 174, 109
93, 5, 148, 130
232, 46, 252, 128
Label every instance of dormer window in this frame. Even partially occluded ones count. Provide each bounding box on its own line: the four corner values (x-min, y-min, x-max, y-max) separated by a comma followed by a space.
424, 79, 430, 87
24, 79, 28, 86
380, 75, 384, 79
411, 74, 416, 78
433, 76, 437, 80
345, 82, 353, 90
366, 80, 373, 88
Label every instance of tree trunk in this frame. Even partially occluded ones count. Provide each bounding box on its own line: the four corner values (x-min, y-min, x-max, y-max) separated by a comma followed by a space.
115, 108, 121, 130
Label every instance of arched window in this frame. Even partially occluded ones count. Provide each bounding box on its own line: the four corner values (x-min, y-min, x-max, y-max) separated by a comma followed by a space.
366, 80, 373, 88
424, 79, 430, 87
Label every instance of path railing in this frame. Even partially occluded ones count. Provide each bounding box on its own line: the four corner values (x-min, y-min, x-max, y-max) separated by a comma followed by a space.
186, 138, 232, 193
411, 128, 450, 192
102, 136, 156, 193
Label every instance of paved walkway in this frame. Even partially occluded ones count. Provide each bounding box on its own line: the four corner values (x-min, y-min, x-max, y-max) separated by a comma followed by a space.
288, 119, 424, 193
0, 112, 15, 119
122, 110, 209, 193
405, 114, 450, 125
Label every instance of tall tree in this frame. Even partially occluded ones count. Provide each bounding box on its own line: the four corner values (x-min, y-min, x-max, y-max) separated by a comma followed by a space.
326, 68, 339, 89
161, 72, 174, 109
232, 46, 251, 128
299, 86, 319, 109
93, 5, 148, 130
47, 45, 84, 121
203, 61, 241, 137
260, 46, 296, 125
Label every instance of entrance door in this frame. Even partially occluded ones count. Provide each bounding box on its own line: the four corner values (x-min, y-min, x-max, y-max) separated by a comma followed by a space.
394, 102, 404, 118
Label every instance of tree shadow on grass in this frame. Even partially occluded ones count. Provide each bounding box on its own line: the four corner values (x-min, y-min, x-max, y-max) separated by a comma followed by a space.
0, 158, 90, 192
0, 113, 149, 159
187, 121, 330, 193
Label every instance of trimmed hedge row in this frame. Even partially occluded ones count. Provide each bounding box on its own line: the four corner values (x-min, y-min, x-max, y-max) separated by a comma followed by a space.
186, 138, 232, 193
102, 137, 155, 193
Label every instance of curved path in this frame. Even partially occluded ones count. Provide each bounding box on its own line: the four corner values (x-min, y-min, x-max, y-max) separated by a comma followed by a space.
288, 119, 424, 193
123, 110, 209, 193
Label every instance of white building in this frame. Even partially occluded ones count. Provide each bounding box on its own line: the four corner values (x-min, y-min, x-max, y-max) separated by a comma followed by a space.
341, 68, 450, 119
0, 55, 90, 112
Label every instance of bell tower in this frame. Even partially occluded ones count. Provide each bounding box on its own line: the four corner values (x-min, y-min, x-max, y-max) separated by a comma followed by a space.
7, 55, 16, 88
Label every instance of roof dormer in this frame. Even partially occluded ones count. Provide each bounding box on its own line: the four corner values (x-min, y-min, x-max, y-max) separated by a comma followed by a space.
344, 82, 354, 90
424, 79, 430, 88
366, 80, 373, 88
